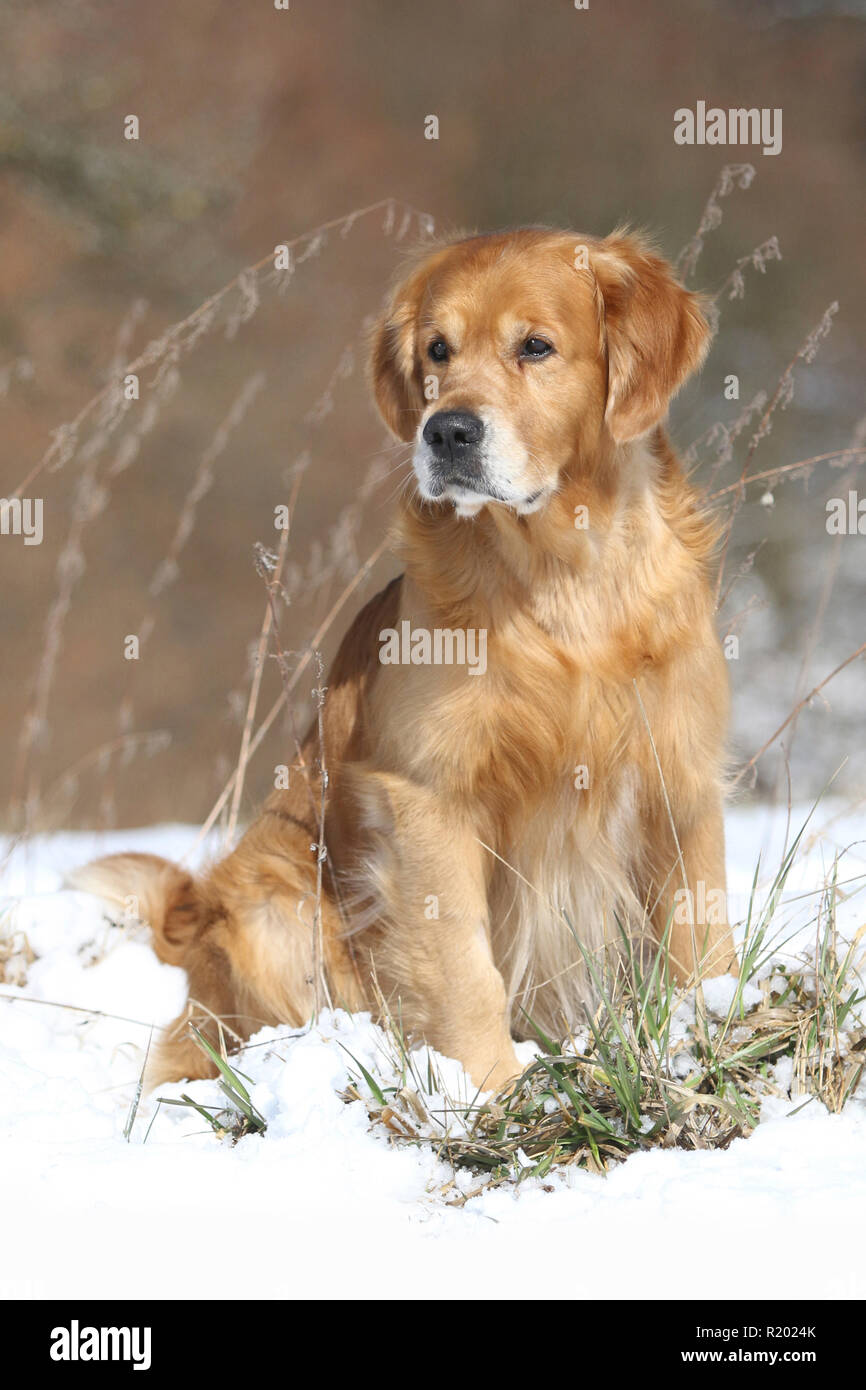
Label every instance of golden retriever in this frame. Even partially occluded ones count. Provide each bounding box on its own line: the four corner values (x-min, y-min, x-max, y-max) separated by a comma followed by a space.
71, 227, 736, 1090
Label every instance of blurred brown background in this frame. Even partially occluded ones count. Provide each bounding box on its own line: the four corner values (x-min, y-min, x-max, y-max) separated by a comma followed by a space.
1, 0, 864, 831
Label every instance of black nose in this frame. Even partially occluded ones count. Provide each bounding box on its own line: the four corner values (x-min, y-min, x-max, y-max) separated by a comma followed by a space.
422, 410, 485, 462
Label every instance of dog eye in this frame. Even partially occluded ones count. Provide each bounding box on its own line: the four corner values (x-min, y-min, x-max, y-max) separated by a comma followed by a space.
428, 339, 449, 363
522, 337, 554, 358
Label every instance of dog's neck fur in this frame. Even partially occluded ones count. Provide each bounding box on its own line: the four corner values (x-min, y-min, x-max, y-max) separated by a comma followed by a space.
394, 424, 718, 674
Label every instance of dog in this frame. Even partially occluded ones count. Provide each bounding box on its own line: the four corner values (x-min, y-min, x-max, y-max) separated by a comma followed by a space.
70, 226, 737, 1091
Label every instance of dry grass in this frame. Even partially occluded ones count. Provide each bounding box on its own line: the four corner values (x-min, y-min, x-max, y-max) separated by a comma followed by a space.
340, 835, 866, 1193
0, 906, 34, 986
5, 196, 432, 839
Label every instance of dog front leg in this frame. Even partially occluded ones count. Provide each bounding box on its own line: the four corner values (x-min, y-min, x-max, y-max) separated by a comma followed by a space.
649, 799, 738, 983
355, 771, 521, 1090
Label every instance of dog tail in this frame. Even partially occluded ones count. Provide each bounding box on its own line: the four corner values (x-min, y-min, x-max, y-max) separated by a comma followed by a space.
66, 851, 204, 967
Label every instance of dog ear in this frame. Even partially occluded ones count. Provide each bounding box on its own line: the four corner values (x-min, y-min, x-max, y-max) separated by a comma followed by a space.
591, 232, 711, 443
369, 300, 417, 441
369, 255, 436, 442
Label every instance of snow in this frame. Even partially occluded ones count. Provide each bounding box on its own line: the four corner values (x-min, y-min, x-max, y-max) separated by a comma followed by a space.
1, 805, 865, 1301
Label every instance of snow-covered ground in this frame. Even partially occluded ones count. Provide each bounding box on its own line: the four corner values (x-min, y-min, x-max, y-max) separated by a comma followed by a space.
1, 803, 865, 1301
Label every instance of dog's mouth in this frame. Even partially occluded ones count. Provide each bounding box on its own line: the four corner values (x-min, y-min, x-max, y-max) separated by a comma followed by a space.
424, 471, 547, 514
428, 471, 498, 498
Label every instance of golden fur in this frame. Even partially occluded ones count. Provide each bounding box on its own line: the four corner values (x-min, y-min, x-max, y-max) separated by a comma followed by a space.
71, 227, 736, 1090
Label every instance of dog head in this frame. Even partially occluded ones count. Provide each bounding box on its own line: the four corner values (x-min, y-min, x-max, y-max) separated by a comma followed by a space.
370, 228, 710, 517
